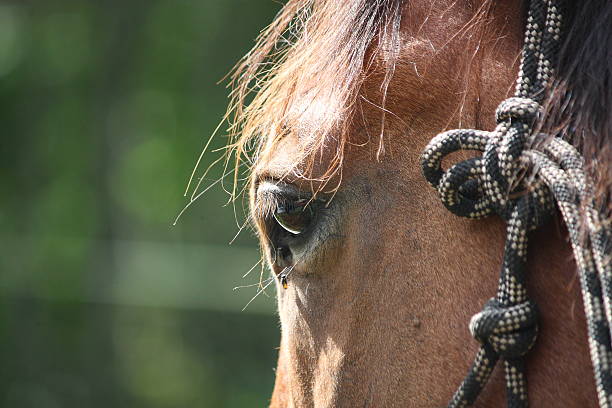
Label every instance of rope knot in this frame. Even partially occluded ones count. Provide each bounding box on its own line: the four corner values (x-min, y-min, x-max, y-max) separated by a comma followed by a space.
421, 96, 554, 227
495, 97, 541, 125
469, 298, 539, 359
481, 97, 543, 219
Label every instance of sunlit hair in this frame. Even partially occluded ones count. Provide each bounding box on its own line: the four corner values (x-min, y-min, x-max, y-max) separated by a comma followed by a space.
220, 0, 402, 196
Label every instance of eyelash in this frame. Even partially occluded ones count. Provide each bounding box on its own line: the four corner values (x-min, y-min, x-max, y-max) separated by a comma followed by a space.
252, 193, 297, 220
254, 191, 321, 236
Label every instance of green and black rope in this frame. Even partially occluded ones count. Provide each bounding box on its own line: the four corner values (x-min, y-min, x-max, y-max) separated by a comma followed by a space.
421, 0, 612, 406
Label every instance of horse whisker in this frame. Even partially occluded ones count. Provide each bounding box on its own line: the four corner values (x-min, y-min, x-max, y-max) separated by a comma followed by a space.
184, 119, 226, 196
241, 254, 303, 311
233, 277, 274, 291
241, 275, 277, 311
173, 168, 234, 225
242, 257, 264, 278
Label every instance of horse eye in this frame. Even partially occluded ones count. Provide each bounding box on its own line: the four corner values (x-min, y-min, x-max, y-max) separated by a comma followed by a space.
273, 199, 314, 235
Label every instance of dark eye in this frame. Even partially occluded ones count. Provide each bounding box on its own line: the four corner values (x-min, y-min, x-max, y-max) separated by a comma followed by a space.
273, 199, 314, 235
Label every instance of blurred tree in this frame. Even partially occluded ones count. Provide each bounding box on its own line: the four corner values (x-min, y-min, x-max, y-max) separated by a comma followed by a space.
0, 0, 282, 406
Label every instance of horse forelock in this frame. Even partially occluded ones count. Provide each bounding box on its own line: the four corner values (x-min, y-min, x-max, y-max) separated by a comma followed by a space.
224, 0, 402, 195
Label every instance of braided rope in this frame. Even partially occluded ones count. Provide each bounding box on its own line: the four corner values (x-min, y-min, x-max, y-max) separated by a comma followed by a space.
420, 0, 612, 406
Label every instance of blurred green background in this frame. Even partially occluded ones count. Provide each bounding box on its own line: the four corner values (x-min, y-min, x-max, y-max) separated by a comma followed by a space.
0, 1, 282, 406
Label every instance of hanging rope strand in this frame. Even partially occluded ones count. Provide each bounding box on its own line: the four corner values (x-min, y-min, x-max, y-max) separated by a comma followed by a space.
421, 0, 612, 406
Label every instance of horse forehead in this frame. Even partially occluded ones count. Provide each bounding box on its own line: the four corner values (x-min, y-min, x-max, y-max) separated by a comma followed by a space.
286, 96, 344, 137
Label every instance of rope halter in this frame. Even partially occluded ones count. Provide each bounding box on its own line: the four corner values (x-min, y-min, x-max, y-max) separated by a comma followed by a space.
420, 0, 612, 407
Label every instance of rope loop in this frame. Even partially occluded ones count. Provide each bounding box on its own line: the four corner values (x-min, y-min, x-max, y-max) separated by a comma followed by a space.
469, 298, 539, 359
421, 96, 551, 226
495, 97, 541, 124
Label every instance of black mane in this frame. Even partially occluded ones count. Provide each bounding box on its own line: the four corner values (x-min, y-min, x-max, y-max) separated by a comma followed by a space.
546, 0, 612, 221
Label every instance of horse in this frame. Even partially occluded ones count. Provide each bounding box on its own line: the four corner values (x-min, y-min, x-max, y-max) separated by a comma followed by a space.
211, 0, 611, 406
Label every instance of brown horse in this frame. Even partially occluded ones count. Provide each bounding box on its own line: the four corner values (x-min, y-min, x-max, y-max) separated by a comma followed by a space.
215, 0, 611, 406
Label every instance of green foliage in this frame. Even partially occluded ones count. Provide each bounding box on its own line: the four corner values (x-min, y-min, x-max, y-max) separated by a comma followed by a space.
0, 0, 282, 406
